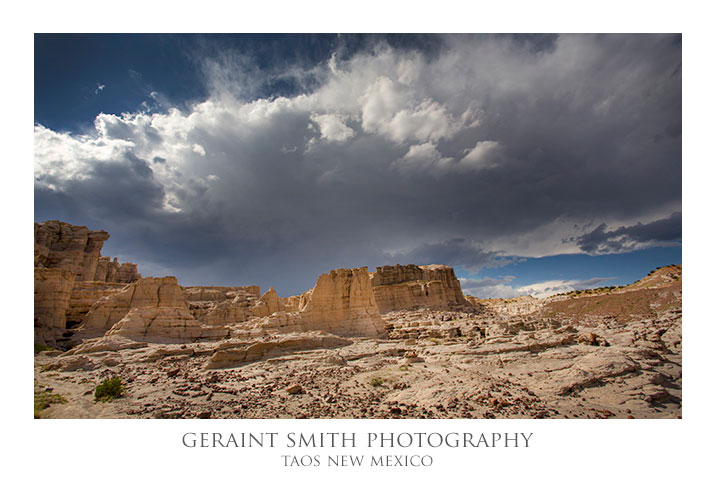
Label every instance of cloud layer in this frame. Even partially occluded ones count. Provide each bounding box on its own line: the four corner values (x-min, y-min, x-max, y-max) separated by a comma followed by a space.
34, 34, 682, 295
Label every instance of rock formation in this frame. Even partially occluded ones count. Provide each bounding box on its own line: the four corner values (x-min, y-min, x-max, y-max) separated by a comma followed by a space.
32, 221, 682, 419
249, 287, 284, 317
187, 286, 262, 326
77, 276, 190, 335
35, 221, 109, 281
95, 256, 141, 283
370, 264, 474, 313
35, 220, 140, 283
65, 281, 128, 328
205, 332, 352, 369
300, 267, 386, 337
34, 268, 76, 346
106, 307, 227, 342
34, 220, 142, 345
184, 286, 260, 302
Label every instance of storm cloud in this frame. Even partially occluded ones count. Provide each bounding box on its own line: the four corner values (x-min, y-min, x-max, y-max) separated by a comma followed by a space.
34, 34, 681, 295
573, 211, 682, 254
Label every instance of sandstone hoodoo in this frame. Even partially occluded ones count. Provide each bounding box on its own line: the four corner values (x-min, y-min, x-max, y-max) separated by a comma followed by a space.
33, 221, 682, 420
300, 267, 386, 337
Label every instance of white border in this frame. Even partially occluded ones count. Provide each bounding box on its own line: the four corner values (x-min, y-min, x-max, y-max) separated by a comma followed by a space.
4, 1, 712, 477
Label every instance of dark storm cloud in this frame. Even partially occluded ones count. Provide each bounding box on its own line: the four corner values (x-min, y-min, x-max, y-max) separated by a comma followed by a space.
34, 34, 681, 295
388, 239, 514, 272
574, 212, 682, 254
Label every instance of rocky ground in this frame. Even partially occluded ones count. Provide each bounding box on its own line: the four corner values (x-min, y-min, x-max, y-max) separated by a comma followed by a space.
34, 266, 682, 419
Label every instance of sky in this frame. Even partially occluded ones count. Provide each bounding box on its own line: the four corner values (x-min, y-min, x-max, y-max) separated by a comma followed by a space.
34, 33, 682, 298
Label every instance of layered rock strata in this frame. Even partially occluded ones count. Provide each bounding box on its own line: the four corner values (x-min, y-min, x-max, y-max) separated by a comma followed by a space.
35, 221, 109, 281
300, 267, 386, 337
66, 281, 129, 328
187, 286, 262, 326
370, 264, 474, 313
34, 268, 76, 346
78, 276, 190, 335
106, 307, 228, 342
95, 256, 141, 283
35, 220, 140, 283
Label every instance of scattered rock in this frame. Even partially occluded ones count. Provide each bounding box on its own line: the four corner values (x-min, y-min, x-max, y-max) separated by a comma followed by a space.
286, 383, 304, 394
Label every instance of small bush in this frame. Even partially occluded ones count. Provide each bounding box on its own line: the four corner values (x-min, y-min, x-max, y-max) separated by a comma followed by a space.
95, 377, 124, 402
34, 343, 55, 354
34, 389, 67, 418
368, 377, 385, 387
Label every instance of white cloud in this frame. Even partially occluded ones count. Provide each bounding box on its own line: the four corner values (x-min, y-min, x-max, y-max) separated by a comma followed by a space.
392, 139, 507, 175
192, 144, 206, 156
360, 76, 406, 133
311, 113, 355, 143
393, 142, 453, 174
384, 100, 459, 143
34, 35, 681, 289
460, 140, 505, 170
461, 275, 615, 299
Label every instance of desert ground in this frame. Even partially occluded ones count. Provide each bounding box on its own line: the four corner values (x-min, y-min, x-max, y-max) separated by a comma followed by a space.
34, 221, 681, 419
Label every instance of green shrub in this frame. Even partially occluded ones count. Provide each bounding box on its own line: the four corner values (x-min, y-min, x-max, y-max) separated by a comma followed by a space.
34, 389, 67, 418
95, 377, 124, 402
368, 377, 385, 387
34, 343, 55, 354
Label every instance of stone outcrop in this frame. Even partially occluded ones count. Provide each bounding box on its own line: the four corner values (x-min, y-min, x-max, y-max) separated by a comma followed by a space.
205, 332, 352, 369
35, 268, 76, 345
370, 264, 474, 313
189, 287, 259, 325
106, 307, 228, 342
95, 256, 141, 283
35, 220, 140, 283
35, 221, 108, 281
77, 276, 189, 335
299, 267, 385, 337
281, 294, 305, 313
35, 268, 76, 330
184, 286, 260, 302
34, 220, 143, 345
186, 286, 262, 325
250, 287, 284, 317
65, 281, 128, 328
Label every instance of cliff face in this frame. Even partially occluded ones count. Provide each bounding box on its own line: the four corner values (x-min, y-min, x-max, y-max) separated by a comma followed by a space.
185, 286, 261, 326
78, 276, 189, 335
34, 222, 484, 349
105, 307, 227, 342
34, 268, 76, 332
300, 267, 386, 337
34, 220, 144, 346
79, 276, 228, 342
66, 281, 128, 328
370, 264, 473, 313
35, 221, 109, 282
35, 221, 141, 283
